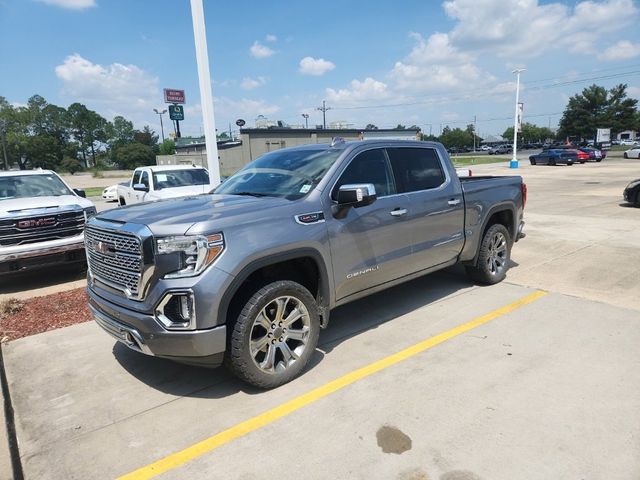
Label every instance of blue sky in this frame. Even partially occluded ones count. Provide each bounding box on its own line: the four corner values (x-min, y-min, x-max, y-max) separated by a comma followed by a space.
1, 0, 639, 139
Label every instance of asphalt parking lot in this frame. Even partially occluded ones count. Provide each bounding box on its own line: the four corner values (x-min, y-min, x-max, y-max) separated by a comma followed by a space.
2, 155, 640, 480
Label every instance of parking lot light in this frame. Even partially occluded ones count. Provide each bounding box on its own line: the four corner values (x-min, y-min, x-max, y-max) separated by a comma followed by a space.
511, 68, 526, 169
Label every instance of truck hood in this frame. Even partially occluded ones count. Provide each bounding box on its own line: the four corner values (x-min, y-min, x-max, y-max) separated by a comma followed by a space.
94, 194, 291, 235
0, 195, 93, 217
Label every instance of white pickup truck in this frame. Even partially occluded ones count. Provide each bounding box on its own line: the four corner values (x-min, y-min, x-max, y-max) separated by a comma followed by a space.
117, 165, 211, 206
0, 169, 96, 274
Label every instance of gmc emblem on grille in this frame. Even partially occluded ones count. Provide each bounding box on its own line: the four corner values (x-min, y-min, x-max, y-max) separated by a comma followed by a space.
17, 217, 56, 228
94, 241, 116, 256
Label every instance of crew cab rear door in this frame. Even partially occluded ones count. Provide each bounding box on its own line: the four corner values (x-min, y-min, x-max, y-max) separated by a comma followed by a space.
326, 147, 413, 301
386, 146, 465, 270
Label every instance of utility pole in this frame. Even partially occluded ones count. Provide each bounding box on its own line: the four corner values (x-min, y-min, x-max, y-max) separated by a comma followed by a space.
301, 113, 309, 128
153, 108, 167, 143
511, 68, 526, 169
473, 115, 477, 152
316, 100, 331, 129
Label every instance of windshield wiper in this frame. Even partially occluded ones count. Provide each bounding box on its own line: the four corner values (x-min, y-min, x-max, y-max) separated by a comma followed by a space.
230, 191, 272, 197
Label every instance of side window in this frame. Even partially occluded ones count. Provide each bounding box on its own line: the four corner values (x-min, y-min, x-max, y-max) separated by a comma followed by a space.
132, 170, 141, 186
387, 148, 446, 193
332, 149, 395, 200
140, 171, 150, 188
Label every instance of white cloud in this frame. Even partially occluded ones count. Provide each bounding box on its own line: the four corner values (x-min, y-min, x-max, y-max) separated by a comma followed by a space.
299, 57, 336, 76
250, 41, 275, 59
55, 54, 159, 124
240, 76, 267, 90
326, 77, 390, 105
265, 34, 277, 42
37, 0, 96, 9
390, 32, 495, 93
444, 0, 638, 57
598, 40, 640, 61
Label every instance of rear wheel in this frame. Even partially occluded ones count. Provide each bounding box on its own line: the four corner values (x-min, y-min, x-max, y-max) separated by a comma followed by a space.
465, 224, 511, 285
623, 152, 628, 159
549, 158, 556, 166
635, 191, 640, 207
225, 280, 320, 389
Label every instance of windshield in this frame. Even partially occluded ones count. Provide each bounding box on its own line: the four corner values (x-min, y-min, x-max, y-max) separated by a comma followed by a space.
152, 169, 210, 190
0, 174, 72, 200
214, 148, 343, 200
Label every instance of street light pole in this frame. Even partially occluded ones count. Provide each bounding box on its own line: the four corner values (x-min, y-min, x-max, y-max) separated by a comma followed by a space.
190, 0, 221, 188
316, 100, 331, 129
511, 68, 525, 169
301, 113, 309, 129
153, 108, 167, 143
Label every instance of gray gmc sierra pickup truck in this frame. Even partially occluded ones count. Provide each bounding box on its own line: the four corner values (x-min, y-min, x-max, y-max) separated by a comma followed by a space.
86, 140, 526, 388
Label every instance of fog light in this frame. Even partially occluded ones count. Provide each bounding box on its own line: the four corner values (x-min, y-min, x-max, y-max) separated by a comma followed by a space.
155, 292, 196, 330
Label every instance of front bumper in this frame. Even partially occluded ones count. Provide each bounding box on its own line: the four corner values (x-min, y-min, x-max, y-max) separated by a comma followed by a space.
0, 236, 85, 274
88, 287, 227, 366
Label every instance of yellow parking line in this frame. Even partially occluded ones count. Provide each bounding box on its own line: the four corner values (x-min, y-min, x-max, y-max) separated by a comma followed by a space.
118, 289, 547, 480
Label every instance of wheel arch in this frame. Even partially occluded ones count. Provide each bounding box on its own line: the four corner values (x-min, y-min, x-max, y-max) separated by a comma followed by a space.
467, 204, 516, 267
218, 248, 332, 329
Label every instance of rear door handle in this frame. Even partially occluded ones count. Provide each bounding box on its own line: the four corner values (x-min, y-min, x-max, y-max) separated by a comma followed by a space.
390, 208, 408, 217
447, 199, 461, 206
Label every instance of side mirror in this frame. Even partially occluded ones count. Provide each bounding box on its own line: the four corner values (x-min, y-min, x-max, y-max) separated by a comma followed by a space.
336, 183, 377, 208
73, 188, 86, 198
133, 183, 149, 192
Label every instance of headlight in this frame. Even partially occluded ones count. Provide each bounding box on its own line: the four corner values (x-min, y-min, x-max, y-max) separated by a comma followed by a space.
83, 206, 97, 219
156, 233, 224, 278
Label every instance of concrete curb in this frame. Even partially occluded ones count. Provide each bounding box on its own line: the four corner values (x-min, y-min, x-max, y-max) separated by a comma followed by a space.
0, 344, 23, 480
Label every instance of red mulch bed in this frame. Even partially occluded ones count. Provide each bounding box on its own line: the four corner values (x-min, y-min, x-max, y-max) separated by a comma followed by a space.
0, 288, 91, 341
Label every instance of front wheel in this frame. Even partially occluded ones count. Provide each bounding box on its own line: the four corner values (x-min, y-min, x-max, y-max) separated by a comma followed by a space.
549, 158, 556, 166
225, 280, 320, 389
623, 152, 628, 159
530, 159, 536, 165
118, 197, 126, 206
465, 224, 512, 285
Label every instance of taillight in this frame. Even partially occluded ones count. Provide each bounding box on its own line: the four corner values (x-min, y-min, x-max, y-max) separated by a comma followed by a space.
578, 151, 589, 159
521, 183, 527, 208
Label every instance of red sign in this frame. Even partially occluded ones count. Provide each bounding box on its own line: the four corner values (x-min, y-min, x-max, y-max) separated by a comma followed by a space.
164, 88, 185, 104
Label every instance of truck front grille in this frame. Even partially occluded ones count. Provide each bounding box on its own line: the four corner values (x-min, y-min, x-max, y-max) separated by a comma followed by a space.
85, 225, 143, 298
0, 210, 85, 246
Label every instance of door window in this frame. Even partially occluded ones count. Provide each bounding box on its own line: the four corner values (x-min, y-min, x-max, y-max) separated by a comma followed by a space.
332, 148, 395, 200
140, 171, 150, 188
132, 170, 141, 186
387, 148, 446, 193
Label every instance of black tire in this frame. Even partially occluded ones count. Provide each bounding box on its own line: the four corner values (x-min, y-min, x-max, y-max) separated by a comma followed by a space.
530, 159, 536, 165
465, 224, 512, 285
635, 191, 640, 208
568, 161, 574, 166
225, 280, 320, 389
119, 197, 126, 206
623, 152, 628, 159
596, 159, 602, 162
579, 161, 586, 164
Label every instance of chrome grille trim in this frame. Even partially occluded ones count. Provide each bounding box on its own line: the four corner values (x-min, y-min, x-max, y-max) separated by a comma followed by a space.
85, 225, 144, 299
0, 210, 85, 246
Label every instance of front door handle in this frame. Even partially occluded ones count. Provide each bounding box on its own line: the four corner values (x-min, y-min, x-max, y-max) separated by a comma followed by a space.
390, 208, 408, 217
447, 199, 461, 206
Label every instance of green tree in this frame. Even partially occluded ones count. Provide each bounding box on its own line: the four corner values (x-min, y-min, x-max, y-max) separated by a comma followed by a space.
394, 124, 406, 130
158, 138, 175, 155
558, 83, 638, 141
439, 126, 474, 148
503, 123, 555, 144
365, 124, 378, 130
114, 143, 155, 169
133, 125, 159, 148
61, 157, 82, 174
67, 103, 108, 167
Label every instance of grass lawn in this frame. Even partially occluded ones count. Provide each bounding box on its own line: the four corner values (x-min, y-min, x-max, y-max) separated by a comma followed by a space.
452, 156, 511, 166
82, 187, 104, 197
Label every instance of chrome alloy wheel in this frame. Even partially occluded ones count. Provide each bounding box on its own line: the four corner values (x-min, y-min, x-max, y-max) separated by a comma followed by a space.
249, 296, 311, 374
487, 231, 508, 276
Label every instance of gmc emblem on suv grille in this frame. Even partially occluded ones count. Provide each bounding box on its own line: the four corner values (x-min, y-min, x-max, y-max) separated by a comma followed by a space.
17, 217, 56, 228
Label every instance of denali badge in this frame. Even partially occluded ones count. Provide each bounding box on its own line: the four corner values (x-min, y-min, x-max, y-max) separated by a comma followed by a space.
17, 217, 56, 228
347, 265, 379, 279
